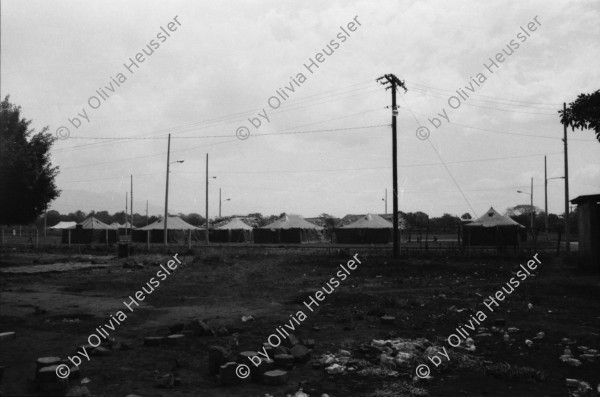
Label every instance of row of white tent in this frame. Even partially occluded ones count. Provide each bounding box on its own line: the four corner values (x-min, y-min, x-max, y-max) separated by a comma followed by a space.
49, 214, 397, 233
49, 220, 133, 230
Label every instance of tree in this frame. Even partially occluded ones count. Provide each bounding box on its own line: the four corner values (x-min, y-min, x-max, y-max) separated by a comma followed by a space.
461, 213, 472, 220
181, 213, 204, 226
431, 213, 461, 231
559, 89, 600, 142
319, 213, 338, 229
0, 96, 60, 225
506, 205, 541, 228
45, 210, 61, 227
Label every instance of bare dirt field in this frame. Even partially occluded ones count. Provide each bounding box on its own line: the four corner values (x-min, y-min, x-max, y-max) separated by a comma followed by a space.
1, 249, 598, 397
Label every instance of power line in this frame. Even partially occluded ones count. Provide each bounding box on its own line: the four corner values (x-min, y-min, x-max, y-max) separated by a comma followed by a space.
51, 80, 377, 152
407, 82, 562, 107
408, 87, 557, 116
57, 124, 388, 170
400, 96, 478, 217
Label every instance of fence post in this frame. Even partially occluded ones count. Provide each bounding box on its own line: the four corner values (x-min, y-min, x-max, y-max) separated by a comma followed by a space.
68, 230, 71, 248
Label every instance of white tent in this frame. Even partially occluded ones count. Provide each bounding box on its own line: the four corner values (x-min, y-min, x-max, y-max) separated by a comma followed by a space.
49, 221, 77, 230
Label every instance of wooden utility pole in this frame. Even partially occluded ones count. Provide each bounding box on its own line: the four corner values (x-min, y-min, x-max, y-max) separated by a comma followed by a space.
530, 177, 534, 230
164, 134, 171, 246
544, 156, 548, 241
205, 153, 209, 245
125, 192, 128, 236
563, 103, 570, 252
377, 74, 407, 258
130, 175, 133, 232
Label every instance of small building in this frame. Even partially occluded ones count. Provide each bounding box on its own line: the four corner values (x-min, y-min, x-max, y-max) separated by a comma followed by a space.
132, 216, 203, 243
61, 216, 118, 244
211, 217, 253, 243
570, 194, 600, 271
463, 207, 526, 247
334, 213, 393, 244
254, 215, 323, 244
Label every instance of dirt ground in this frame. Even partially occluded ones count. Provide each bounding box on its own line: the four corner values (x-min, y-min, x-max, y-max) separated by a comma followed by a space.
0, 249, 599, 397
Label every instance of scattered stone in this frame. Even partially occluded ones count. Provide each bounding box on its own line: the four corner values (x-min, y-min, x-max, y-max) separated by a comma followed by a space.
381, 315, 395, 325
565, 358, 582, 367
263, 369, 289, 385
290, 345, 311, 363
237, 351, 259, 365
0, 332, 16, 341
241, 315, 255, 322
325, 363, 345, 374
302, 339, 315, 349
507, 327, 519, 333
339, 350, 351, 357
525, 339, 533, 347
534, 332, 545, 339
208, 346, 229, 375
144, 336, 165, 347
36, 357, 61, 371
166, 334, 185, 344
274, 354, 295, 368
252, 358, 275, 381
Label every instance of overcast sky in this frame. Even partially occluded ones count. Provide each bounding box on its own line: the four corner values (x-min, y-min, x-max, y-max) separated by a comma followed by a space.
2, 0, 599, 219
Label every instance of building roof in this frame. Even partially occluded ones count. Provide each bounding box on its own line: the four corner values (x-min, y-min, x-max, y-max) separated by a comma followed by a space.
261, 214, 324, 230
49, 221, 77, 229
77, 216, 114, 230
465, 207, 525, 228
571, 194, 600, 205
136, 216, 200, 230
216, 217, 253, 230
340, 213, 393, 229
340, 213, 407, 229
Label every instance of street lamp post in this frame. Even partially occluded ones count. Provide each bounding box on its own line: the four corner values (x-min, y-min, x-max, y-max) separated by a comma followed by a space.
205, 154, 216, 245
219, 188, 230, 218
517, 177, 534, 231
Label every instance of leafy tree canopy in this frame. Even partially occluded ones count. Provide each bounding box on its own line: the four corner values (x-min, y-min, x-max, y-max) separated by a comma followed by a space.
559, 89, 600, 142
0, 96, 60, 225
